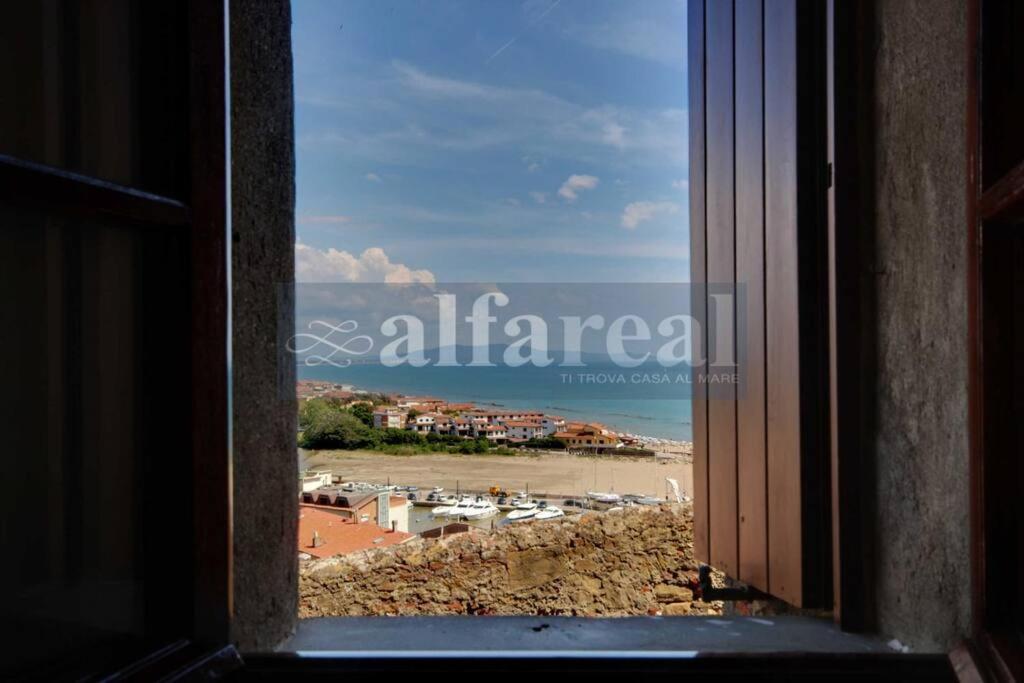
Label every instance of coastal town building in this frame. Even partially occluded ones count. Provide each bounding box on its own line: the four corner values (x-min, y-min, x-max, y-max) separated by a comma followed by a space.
553, 424, 621, 449
299, 469, 333, 493
478, 424, 508, 442
372, 407, 407, 429
298, 505, 413, 559
464, 409, 545, 424
395, 395, 446, 411
451, 417, 473, 437
299, 489, 411, 532
408, 412, 440, 433
431, 414, 454, 434
503, 420, 546, 441
541, 415, 566, 436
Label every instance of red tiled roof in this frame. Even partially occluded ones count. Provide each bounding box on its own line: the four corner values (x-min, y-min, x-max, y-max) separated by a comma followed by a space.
298, 505, 413, 558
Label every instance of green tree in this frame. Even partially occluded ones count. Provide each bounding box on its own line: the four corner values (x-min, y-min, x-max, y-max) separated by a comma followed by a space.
298, 397, 336, 431
349, 402, 374, 427
300, 410, 376, 450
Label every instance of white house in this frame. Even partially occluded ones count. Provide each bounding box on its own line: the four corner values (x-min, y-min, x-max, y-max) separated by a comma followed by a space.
478, 424, 507, 442
541, 415, 566, 436
407, 412, 439, 433
503, 420, 546, 441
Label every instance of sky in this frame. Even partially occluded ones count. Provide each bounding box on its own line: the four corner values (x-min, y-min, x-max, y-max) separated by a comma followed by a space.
292, 0, 689, 284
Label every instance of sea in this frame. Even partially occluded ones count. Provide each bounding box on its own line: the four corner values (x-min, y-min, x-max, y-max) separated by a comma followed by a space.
296, 362, 693, 442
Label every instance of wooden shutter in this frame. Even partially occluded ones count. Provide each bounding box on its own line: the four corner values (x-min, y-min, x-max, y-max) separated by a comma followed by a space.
0, 0, 231, 675
688, 0, 831, 607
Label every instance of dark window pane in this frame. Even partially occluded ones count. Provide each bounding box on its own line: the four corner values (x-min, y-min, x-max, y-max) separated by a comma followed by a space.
0, 1, 188, 198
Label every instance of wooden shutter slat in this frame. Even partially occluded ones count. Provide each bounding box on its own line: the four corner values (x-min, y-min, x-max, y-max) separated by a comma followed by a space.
705, 0, 739, 579
690, 0, 829, 608
764, 0, 803, 605
735, 0, 769, 590
687, 0, 710, 564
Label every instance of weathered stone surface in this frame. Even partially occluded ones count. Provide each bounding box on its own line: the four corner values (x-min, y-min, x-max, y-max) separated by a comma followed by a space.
230, 0, 297, 651
662, 602, 692, 616
654, 584, 694, 603
299, 505, 723, 618
869, 0, 970, 651
507, 548, 568, 590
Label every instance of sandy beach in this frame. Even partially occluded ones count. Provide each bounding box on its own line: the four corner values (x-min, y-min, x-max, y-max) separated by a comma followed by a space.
300, 448, 693, 500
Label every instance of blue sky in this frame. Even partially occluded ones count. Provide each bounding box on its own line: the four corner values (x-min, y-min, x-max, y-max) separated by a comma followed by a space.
292, 0, 689, 283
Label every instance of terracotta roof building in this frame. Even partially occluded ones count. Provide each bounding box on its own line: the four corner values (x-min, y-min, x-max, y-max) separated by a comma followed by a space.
298, 505, 413, 558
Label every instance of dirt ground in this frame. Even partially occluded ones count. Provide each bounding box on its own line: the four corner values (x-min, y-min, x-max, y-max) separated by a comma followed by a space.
300, 449, 694, 500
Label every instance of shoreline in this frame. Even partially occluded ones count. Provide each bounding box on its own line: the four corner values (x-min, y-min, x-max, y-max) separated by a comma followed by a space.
298, 379, 695, 449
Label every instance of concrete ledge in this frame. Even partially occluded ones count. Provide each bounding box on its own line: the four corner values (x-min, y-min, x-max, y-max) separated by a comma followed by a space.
284, 616, 894, 654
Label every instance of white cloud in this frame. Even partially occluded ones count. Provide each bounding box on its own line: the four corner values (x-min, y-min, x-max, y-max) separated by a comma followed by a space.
620, 201, 681, 230
601, 121, 627, 148
365, 172, 382, 182
295, 242, 435, 284
671, 179, 688, 190
530, 191, 548, 204
562, 8, 687, 69
558, 174, 600, 201
299, 63, 687, 170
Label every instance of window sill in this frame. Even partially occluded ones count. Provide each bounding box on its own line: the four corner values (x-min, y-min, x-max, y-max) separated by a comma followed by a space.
281, 615, 894, 655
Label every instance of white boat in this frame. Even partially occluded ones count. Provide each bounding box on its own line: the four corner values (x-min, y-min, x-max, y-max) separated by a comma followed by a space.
534, 506, 565, 520
432, 498, 473, 518
507, 507, 540, 524
587, 491, 622, 504
431, 486, 444, 493
461, 500, 499, 520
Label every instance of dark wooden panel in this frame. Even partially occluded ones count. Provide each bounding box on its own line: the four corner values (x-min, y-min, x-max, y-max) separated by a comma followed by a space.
764, 0, 804, 605
980, 0, 1024, 189
188, 0, 232, 646
734, 0, 768, 591
0, 155, 189, 227
688, 0, 709, 564
705, 0, 738, 578
828, 0, 876, 630
970, 1, 1024, 673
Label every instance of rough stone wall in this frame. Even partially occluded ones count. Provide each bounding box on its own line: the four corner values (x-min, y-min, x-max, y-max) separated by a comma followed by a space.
229, 0, 298, 650
300, 506, 722, 618
869, 0, 970, 651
